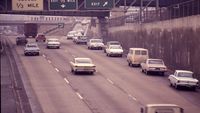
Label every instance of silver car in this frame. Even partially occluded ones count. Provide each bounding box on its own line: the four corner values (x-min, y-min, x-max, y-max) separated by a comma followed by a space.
24, 43, 40, 56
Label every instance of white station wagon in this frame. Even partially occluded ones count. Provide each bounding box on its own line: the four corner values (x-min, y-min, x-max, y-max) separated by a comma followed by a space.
168, 70, 199, 90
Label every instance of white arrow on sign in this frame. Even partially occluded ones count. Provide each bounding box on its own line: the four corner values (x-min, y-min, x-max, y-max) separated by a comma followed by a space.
61, 4, 66, 8
103, 1, 108, 7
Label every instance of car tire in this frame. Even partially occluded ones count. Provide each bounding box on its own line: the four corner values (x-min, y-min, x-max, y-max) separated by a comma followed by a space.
175, 84, 179, 89
191, 87, 196, 91
169, 82, 173, 87
141, 69, 144, 73
71, 69, 74, 73
145, 70, 149, 75
24, 53, 27, 56
90, 72, 94, 75
161, 72, 165, 76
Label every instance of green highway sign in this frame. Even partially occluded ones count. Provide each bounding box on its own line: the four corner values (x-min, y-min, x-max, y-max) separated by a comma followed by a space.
49, 0, 77, 10
85, 0, 114, 9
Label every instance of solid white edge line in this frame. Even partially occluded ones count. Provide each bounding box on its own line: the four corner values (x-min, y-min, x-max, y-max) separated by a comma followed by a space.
107, 78, 114, 84
128, 94, 137, 101
47, 60, 51, 63
55, 68, 59, 72
76, 92, 83, 100
64, 78, 69, 84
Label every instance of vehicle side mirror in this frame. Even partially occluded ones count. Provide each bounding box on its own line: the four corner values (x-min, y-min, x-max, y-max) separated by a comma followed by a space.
140, 108, 144, 113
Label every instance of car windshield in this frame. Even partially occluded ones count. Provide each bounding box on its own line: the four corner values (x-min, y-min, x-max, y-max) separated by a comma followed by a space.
148, 60, 163, 64
178, 72, 193, 78
27, 44, 37, 47
110, 46, 122, 49
76, 59, 92, 64
91, 39, 102, 43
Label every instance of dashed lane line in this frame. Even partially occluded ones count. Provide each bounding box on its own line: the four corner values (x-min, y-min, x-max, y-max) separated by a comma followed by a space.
128, 94, 137, 101
107, 78, 114, 84
55, 68, 59, 72
42, 54, 46, 58
64, 78, 69, 84
47, 60, 51, 63
76, 92, 83, 100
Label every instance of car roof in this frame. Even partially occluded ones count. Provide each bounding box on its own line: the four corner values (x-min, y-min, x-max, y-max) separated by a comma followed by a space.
175, 70, 193, 73
47, 38, 59, 40
109, 45, 122, 47
147, 58, 163, 61
129, 48, 148, 51
26, 43, 38, 46
146, 104, 180, 108
107, 41, 120, 43
90, 38, 102, 40
75, 57, 91, 60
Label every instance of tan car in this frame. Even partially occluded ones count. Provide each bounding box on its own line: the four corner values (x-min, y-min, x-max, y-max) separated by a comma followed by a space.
127, 48, 149, 67
141, 58, 167, 76
70, 58, 96, 75
141, 104, 184, 113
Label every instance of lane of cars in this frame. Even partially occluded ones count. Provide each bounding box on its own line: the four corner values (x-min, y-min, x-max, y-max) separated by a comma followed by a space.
17, 30, 199, 91
14, 24, 199, 113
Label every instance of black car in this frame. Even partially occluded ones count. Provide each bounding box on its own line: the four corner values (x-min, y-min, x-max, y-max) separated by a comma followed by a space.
16, 36, 28, 45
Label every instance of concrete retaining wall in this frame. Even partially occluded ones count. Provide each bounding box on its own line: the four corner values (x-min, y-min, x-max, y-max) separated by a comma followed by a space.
107, 15, 200, 80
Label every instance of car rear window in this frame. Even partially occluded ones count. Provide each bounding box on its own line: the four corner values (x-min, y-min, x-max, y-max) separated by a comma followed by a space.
141, 51, 147, 55
76, 59, 92, 64
148, 60, 163, 64
135, 50, 140, 55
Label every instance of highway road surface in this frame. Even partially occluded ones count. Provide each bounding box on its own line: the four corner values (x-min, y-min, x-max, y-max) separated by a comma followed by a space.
4, 34, 200, 113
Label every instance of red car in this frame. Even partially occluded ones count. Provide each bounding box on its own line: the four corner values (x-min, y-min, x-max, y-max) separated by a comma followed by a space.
35, 34, 46, 42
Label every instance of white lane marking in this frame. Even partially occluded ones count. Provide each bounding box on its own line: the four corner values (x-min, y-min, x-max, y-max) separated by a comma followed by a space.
47, 60, 51, 63
76, 92, 83, 100
128, 94, 137, 101
72, 55, 76, 57
42, 54, 46, 57
55, 68, 59, 72
107, 78, 114, 84
64, 78, 69, 84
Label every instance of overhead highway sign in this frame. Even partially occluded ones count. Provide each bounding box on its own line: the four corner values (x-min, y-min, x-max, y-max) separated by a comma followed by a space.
12, 0, 43, 11
85, 0, 114, 9
49, 0, 77, 10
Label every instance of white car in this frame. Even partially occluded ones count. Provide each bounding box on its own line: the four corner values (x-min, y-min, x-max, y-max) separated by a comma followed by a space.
141, 59, 167, 75
24, 43, 40, 56
141, 104, 184, 113
70, 58, 96, 74
66, 31, 76, 39
87, 39, 104, 50
46, 38, 60, 49
105, 45, 123, 57
168, 70, 199, 90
